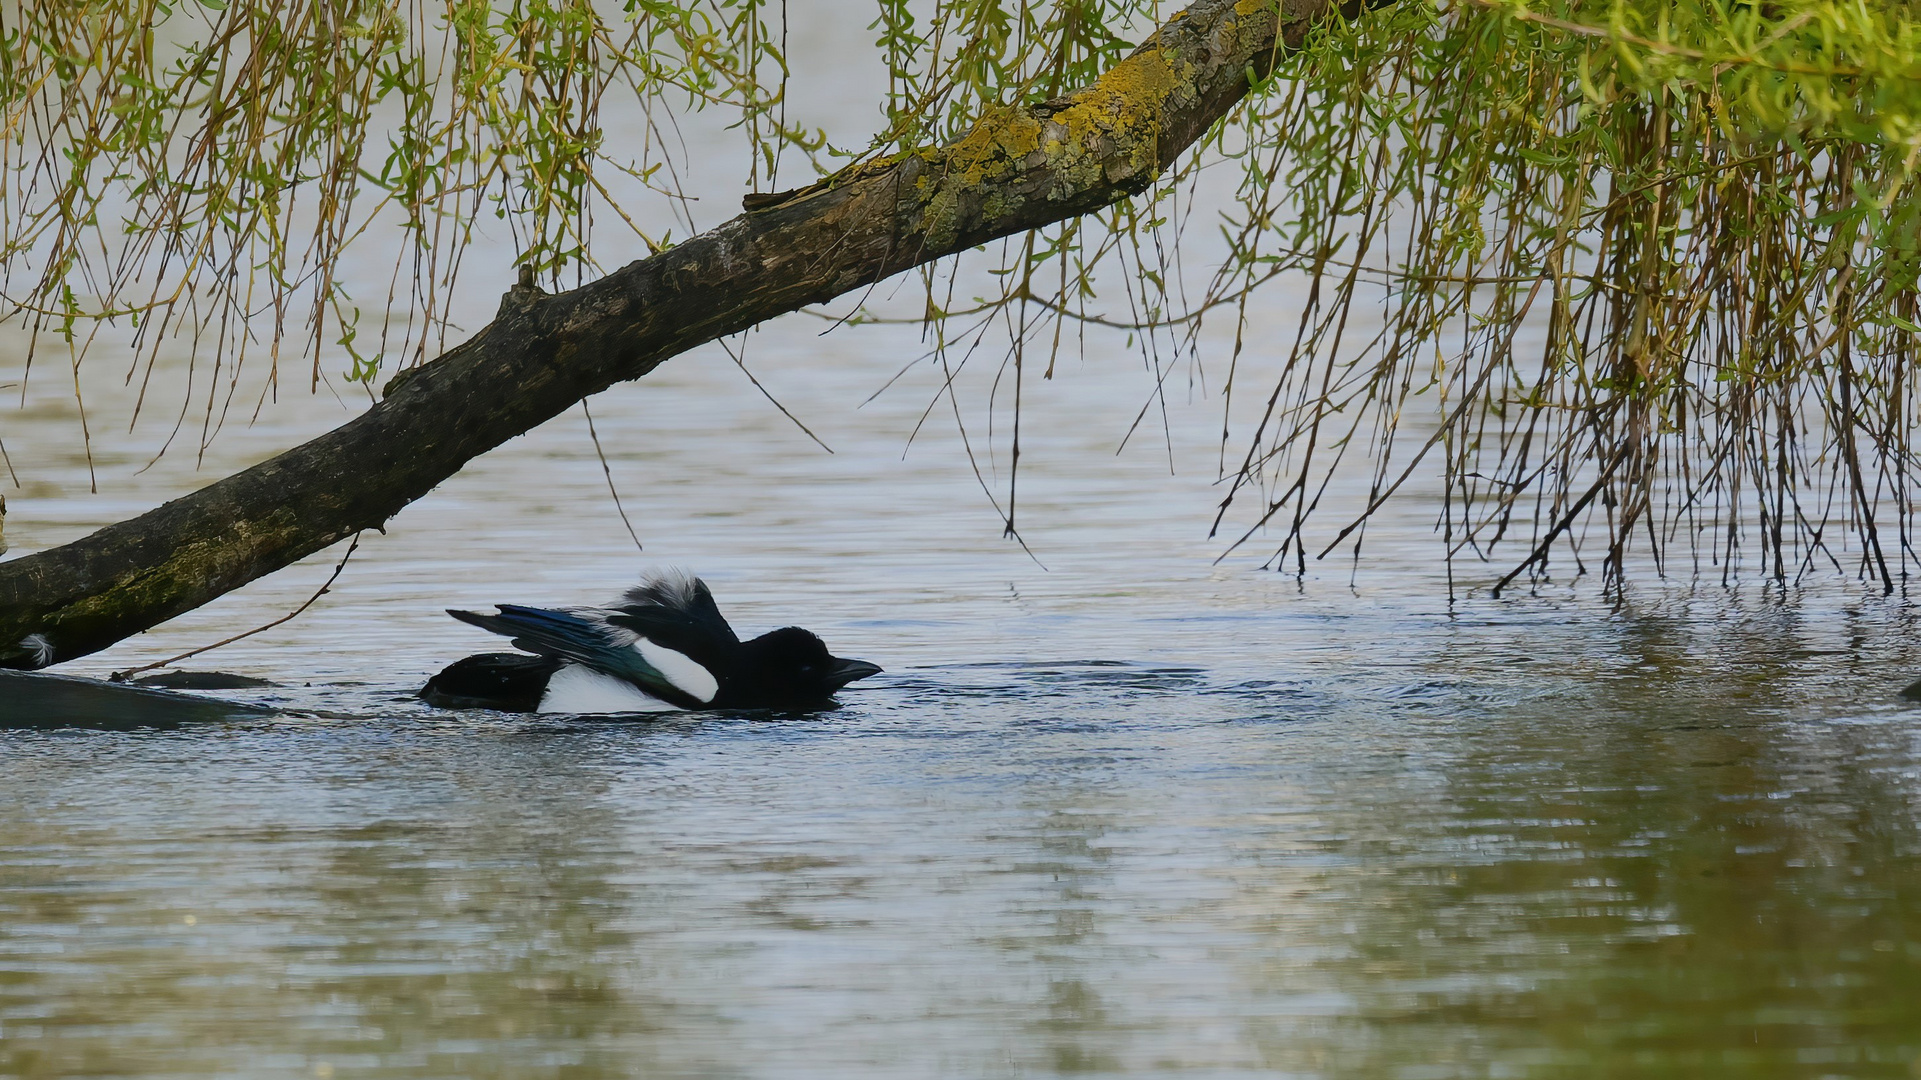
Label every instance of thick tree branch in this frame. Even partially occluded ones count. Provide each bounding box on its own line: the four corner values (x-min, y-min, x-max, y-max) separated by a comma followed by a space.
0, 0, 1376, 668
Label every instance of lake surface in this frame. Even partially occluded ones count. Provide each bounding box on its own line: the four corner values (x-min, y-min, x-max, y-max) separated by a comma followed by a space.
6, 12, 1921, 1074
6, 302, 1921, 1078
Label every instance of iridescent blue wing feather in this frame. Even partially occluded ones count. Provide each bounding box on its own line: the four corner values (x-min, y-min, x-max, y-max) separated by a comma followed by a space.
446, 604, 711, 709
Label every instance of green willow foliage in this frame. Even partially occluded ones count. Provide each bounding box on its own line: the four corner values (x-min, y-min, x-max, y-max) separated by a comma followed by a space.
0, 0, 803, 398
3, 0, 1920, 585
1189, 0, 1921, 589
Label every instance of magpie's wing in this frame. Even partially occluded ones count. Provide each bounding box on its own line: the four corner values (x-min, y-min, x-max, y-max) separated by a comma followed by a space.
447, 604, 718, 707
606, 573, 740, 665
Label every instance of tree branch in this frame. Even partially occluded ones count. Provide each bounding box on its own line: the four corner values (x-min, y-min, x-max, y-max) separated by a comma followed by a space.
0, 0, 1381, 668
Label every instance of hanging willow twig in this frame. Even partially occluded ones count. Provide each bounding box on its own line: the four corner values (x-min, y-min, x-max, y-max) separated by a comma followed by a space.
0, 0, 1362, 669
1162, 0, 1921, 590
7, 0, 1921, 618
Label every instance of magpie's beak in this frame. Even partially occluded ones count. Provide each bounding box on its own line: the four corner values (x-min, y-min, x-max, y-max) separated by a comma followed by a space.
828, 658, 883, 688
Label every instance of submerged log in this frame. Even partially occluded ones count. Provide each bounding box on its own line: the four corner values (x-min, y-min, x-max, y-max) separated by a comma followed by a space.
0, 0, 1383, 668
0, 670, 273, 729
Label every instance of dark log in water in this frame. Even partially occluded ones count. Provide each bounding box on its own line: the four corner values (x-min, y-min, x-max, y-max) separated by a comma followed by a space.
0, 0, 1383, 668
0, 670, 274, 730
131, 671, 280, 690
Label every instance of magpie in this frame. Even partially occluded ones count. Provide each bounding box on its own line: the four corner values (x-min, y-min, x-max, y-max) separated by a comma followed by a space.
419, 571, 882, 713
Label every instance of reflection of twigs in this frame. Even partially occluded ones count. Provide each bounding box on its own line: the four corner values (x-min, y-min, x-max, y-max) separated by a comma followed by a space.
109, 533, 362, 682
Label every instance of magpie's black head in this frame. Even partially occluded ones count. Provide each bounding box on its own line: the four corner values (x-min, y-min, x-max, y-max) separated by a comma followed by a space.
728, 626, 882, 708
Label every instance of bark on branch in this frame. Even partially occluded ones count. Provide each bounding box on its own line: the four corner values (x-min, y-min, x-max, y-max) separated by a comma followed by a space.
0, 0, 1376, 668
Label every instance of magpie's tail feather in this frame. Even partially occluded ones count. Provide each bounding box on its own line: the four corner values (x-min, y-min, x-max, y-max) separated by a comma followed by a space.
448, 608, 522, 639
448, 605, 616, 667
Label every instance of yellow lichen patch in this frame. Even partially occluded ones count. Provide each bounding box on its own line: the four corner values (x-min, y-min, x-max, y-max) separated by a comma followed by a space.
942, 107, 1047, 187
1060, 48, 1188, 166
916, 106, 1048, 246
914, 40, 1206, 246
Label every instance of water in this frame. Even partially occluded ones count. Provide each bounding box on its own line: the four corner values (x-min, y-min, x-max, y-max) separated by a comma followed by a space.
5, 309, 1921, 1076
7, 14, 1921, 1075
